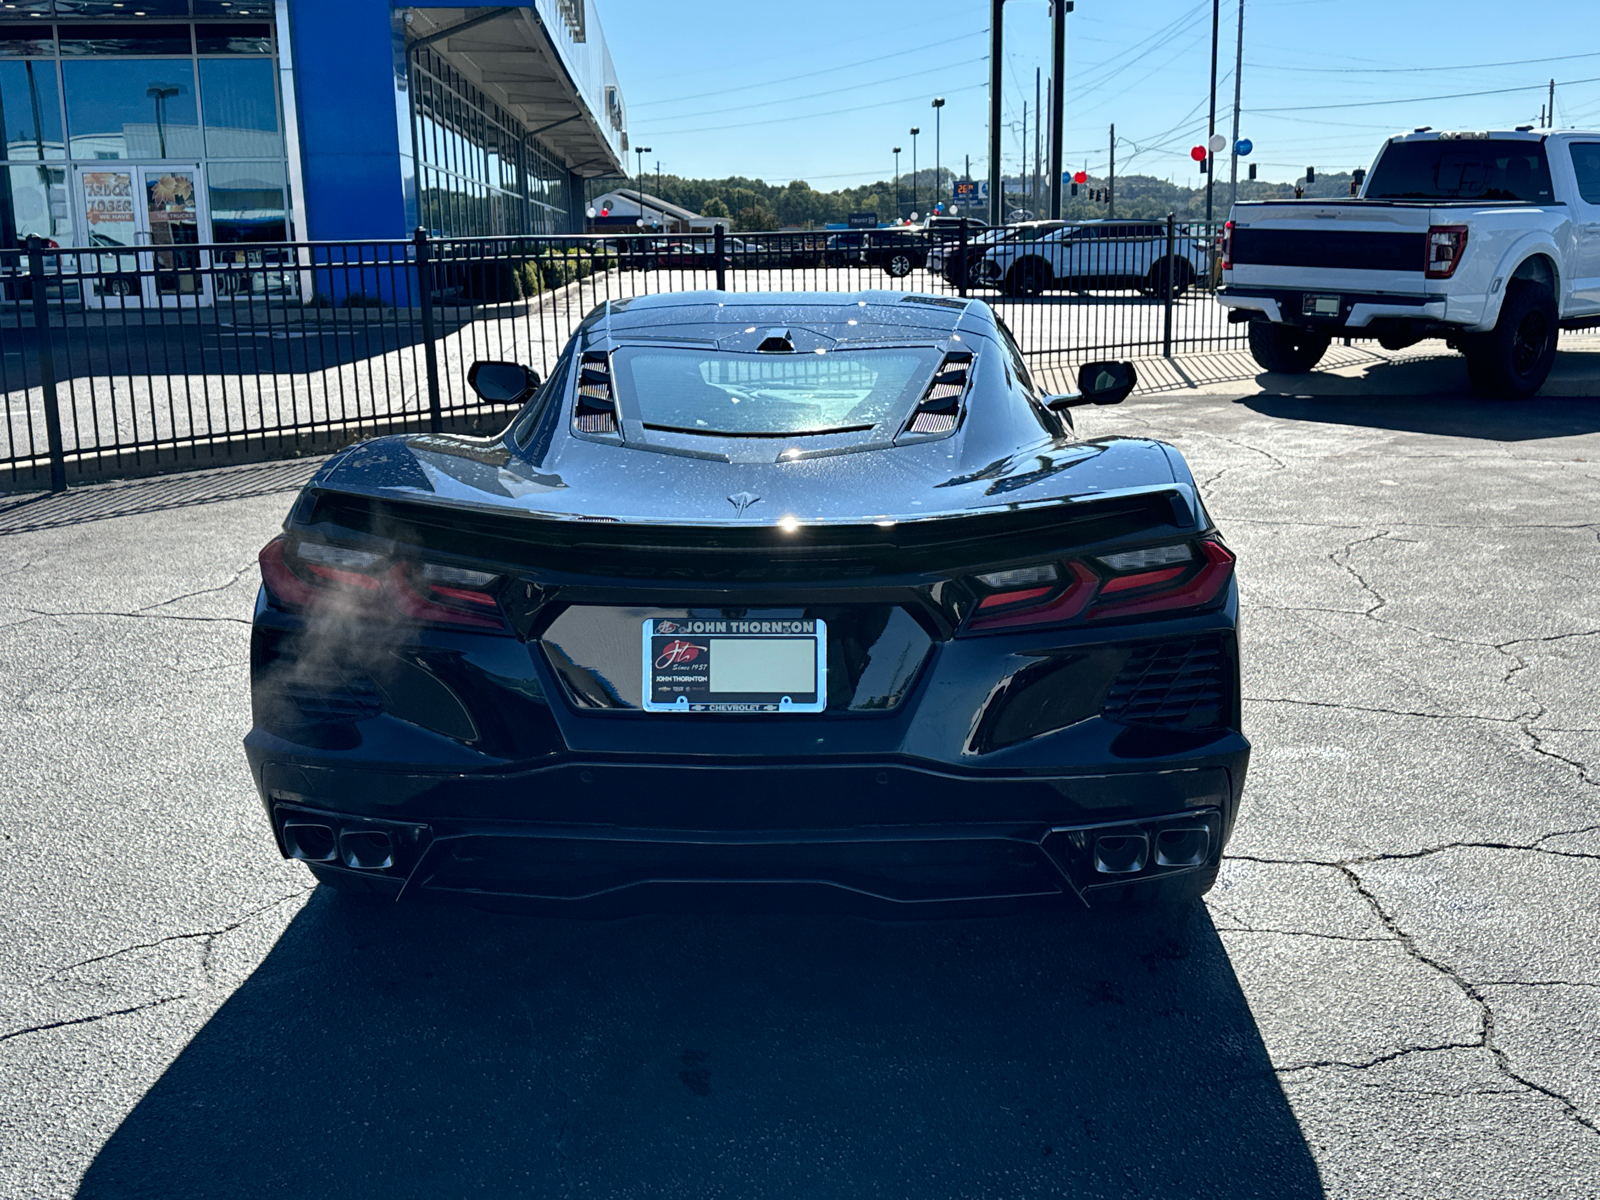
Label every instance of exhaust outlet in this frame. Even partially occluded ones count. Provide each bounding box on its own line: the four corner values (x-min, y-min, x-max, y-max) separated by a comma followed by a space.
1155, 826, 1210, 868
283, 823, 338, 863
341, 829, 395, 870
1093, 833, 1148, 875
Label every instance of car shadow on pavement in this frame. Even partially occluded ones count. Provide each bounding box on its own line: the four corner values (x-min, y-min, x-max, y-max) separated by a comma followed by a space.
1238, 389, 1600, 441
76, 892, 1322, 1199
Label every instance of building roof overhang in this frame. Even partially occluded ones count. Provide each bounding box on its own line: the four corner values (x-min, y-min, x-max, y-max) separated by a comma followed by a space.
402, 3, 626, 177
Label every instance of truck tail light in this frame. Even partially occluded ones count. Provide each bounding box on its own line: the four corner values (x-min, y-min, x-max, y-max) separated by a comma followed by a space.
1425, 225, 1468, 279
1221, 220, 1234, 270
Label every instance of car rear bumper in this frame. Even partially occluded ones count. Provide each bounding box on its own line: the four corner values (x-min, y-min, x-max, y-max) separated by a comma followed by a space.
253, 751, 1246, 914
1219, 286, 1451, 331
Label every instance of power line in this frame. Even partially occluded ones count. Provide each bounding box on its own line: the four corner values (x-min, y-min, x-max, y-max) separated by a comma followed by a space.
1250, 74, 1600, 114
1243, 49, 1600, 76
630, 30, 987, 109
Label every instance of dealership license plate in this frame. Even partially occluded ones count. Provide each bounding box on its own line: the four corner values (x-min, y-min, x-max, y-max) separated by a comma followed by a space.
1302, 293, 1341, 317
642, 618, 826, 713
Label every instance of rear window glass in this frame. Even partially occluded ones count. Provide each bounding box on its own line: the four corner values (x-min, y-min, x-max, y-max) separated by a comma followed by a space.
1364, 138, 1555, 202
612, 347, 942, 437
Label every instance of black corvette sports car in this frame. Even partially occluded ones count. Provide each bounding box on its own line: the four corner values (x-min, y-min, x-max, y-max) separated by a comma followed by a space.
247, 291, 1246, 915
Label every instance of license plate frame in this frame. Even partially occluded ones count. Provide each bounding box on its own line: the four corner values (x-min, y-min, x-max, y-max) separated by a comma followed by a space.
641, 618, 827, 713
1302, 293, 1342, 318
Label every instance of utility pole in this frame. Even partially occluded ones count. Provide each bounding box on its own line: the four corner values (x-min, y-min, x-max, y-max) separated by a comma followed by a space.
1228, 0, 1244, 212
1033, 69, 1041, 218
1020, 102, 1028, 219
1205, 0, 1219, 223
635, 144, 652, 230
1108, 124, 1115, 218
988, 0, 1004, 225
932, 97, 945, 212
910, 126, 920, 217
1549, 78, 1556, 126
893, 146, 902, 220
1048, 2, 1070, 220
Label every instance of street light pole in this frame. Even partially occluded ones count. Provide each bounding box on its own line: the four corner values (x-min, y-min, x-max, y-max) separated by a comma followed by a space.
634, 145, 651, 231
656, 159, 663, 229
146, 84, 179, 159
910, 127, 920, 219
1205, 0, 1219, 223
1228, 0, 1244, 212
988, 0, 1004, 226
1049, 1, 1071, 220
893, 147, 902, 220
932, 98, 945, 211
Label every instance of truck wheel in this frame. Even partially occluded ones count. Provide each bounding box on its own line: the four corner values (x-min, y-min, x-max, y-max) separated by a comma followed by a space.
1462, 281, 1557, 400
1247, 321, 1331, 374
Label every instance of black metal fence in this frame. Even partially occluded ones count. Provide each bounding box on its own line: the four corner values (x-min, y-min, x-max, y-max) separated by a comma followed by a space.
1, 219, 1240, 491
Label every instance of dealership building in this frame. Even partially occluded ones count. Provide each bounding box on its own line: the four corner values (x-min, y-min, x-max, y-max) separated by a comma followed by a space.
0, 1, 629, 263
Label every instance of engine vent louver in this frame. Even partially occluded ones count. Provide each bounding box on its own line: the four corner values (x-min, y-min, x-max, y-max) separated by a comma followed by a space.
575, 351, 618, 434
907, 350, 972, 435
1101, 638, 1229, 730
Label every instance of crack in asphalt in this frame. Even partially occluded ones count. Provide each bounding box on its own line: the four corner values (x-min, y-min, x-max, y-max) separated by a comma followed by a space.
1221, 852, 1600, 1133
1244, 695, 1521, 724
135, 562, 254, 613
21, 607, 251, 627
46, 886, 314, 979
0, 995, 187, 1044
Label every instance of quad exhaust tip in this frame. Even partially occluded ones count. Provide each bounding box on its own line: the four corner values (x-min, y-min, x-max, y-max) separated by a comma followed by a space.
1155, 826, 1210, 868
1093, 833, 1148, 875
281, 819, 395, 871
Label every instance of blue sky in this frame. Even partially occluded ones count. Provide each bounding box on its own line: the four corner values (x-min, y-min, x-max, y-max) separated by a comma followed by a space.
596, 0, 1600, 189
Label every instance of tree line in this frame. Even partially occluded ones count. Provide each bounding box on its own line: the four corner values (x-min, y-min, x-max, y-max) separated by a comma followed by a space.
592, 167, 1359, 230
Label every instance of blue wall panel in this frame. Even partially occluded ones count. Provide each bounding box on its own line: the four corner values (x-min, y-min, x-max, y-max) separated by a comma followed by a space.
287, 0, 409, 243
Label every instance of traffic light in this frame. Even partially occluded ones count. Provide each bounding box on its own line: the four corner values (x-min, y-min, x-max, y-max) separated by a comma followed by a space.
1248, 163, 1256, 180
1070, 182, 1078, 196
1305, 166, 1315, 182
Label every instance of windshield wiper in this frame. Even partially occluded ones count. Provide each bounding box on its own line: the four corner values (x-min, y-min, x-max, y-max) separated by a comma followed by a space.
643, 422, 876, 439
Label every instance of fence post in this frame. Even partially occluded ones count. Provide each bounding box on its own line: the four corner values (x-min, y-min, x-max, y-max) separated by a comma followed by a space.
714, 224, 726, 292
1162, 213, 1176, 360
414, 227, 442, 434
956, 218, 968, 298
26, 235, 66, 493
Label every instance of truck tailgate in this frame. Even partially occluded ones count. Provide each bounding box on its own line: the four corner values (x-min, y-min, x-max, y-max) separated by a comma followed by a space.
1228, 202, 1432, 293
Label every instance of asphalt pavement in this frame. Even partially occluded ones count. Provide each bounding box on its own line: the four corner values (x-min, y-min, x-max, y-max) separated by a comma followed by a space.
2, 372, 1599, 1198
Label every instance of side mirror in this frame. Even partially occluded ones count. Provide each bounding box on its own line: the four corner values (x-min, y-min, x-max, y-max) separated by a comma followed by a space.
467, 360, 540, 405
1045, 361, 1138, 411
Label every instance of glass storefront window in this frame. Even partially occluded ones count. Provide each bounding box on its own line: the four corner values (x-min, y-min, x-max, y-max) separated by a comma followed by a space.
198, 57, 279, 157
207, 159, 284, 241
0, 59, 64, 159
0, 24, 56, 58
2, 162, 72, 246
58, 24, 194, 56
54, 1, 193, 16
64, 58, 200, 159
195, 22, 272, 54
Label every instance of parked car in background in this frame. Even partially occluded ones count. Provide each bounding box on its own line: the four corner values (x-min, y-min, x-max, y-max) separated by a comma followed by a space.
975, 220, 1208, 297
1220, 127, 1600, 398
823, 228, 929, 277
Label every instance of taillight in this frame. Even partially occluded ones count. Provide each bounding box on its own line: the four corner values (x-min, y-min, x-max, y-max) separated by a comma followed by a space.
1425, 225, 1468, 279
1221, 220, 1234, 271
257, 536, 507, 631
964, 540, 1235, 633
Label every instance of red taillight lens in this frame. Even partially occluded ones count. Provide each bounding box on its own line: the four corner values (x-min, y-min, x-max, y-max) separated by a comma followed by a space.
967, 562, 1099, 632
1086, 540, 1235, 621
1221, 220, 1234, 271
963, 541, 1236, 633
1425, 225, 1468, 279
257, 536, 507, 632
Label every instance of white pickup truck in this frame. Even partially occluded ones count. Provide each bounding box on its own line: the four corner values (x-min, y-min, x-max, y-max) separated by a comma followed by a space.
1219, 128, 1600, 397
